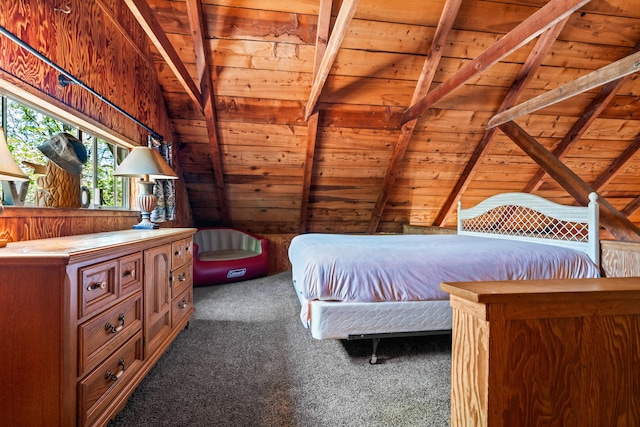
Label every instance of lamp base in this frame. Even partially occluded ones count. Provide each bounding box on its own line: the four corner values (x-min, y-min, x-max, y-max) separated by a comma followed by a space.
132, 222, 159, 230
132, 213, 159, 230
132, 181, 159, 230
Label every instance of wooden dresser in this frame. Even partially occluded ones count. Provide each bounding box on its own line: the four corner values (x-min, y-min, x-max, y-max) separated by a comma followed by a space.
0, 228, 196, 427
441, 277, 640, 427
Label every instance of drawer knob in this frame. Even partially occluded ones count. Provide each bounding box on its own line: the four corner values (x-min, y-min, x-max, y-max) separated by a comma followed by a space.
105, 314, 125, 334
174, 250, 182, 257
178, 299, 187, 309
105, 358, 126, 382
178, 272, 187, 282
122, 269, 136, 278
87, 281, 107, 291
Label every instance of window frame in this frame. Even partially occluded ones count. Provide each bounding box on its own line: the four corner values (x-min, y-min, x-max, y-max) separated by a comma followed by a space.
0, 87, 133, 210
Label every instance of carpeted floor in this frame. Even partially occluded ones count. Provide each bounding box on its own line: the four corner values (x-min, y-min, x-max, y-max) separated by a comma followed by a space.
108, 272, 452, 426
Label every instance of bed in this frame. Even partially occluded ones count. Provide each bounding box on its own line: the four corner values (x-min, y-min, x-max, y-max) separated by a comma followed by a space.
288, 192, 601, 363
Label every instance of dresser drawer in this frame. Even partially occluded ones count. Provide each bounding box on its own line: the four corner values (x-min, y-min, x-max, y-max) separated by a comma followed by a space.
171, 263, 192, 299
79, 259, 118, 318
171, 238, 193, 270
78, 294, 143, 377
79, 331, 144, 427
172, 287, 194, 328
119, 252, 142, 298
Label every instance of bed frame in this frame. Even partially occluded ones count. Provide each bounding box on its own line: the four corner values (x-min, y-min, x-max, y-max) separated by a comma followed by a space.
298, 192, 600, 363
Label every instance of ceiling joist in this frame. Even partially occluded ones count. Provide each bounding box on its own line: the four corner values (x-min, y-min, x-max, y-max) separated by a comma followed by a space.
499, 120, 640, 242
299, 0, 333, 233
488, 50, 640, 129
402, 0, 591, 124
124, 0, 203, 111
304, 0, 359, 120
368, 0, 463, 234
591, 134, 640, 192
522, 69, 638, 193
623, 196, 640, 217
433, 18, 569, 226
185, 0, 230, 225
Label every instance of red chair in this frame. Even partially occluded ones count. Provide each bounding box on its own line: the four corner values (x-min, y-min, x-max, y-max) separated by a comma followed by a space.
193, 228, 269, 286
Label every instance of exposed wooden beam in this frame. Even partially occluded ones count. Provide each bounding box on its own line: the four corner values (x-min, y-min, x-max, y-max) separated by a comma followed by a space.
433, 18, 569, 226
299, 0, 333, 233
523, 78, 630, 193
185, 0, 230, 225
299, 114, 320, 233
124, 0, 203, 110
367, 0, 463, 234
523, 40, 640, 193
591, 133, 640, 191
402, 0, 591, 124
499, 120, 640, 242
622, 196, 640, 217
304, 0, 359, 121
488, 50, 640, 129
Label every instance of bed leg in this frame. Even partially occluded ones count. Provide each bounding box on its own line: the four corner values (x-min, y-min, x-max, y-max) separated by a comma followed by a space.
369, 338, 381, 365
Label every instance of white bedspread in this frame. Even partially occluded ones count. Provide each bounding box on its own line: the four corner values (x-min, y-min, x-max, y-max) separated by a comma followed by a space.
289, 234, 600, 323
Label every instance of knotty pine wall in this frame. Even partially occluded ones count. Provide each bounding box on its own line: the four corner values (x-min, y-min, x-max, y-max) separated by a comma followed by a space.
0, 0, 192, 242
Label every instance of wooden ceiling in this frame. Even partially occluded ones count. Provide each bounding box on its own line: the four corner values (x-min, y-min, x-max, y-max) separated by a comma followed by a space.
127, 0, 640, 238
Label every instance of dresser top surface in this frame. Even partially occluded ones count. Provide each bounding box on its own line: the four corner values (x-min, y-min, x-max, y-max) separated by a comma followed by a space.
0, 228, 196, 259
441, 277, 640, 304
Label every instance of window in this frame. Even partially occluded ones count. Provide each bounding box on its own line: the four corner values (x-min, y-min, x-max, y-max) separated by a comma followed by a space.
1, 95, 129, 208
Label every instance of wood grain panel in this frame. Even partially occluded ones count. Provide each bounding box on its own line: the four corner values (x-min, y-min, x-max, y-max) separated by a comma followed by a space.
450, 303, 489, 427
582, 315, 631, 423
214, 68, 312, 101
230, 206, 299, 223
0, 265, 65, 425
601, 240, 640, 277
0, 208, 140, 243
500, 317, 583, 425
261, 233, 296, 273
447, 278, 640, 426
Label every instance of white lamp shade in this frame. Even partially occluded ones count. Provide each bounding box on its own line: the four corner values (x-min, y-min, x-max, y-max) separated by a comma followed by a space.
114, 146, 178, 180
0, 128, 29, 181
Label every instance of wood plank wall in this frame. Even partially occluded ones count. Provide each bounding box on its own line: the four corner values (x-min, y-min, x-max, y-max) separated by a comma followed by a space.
0, 0, 193, 240
0, 207, 140, 242
263, 233, 296, 274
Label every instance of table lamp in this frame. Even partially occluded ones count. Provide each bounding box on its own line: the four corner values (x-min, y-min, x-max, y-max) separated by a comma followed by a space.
0, 127, 29, 247
114, 145, 178, 229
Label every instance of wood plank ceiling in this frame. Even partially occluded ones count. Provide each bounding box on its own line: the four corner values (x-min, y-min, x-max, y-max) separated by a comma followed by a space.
128, 0, 640, 239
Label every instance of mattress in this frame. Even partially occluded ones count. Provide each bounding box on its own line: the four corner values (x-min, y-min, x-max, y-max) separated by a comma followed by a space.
289, 233, 601, 331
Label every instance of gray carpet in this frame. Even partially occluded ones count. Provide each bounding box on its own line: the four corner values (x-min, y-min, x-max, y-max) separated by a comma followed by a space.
108, 272, 452, 426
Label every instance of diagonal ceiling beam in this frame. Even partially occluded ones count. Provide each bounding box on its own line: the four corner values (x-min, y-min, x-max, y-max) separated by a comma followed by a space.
432, 18, 569, 226
523, 77, 633, 193
367, 0, 463, 234
401, 0, 591, 125
299, 0, 333, 233
488, 50, 640, 129
523, 40, 640, 193
185, 0, 230, 225
591, 133, 640, 192
499, 120, 640, 242
622, 196, 640, 217
304, 0, 359, 120
124, 0, 203, 111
